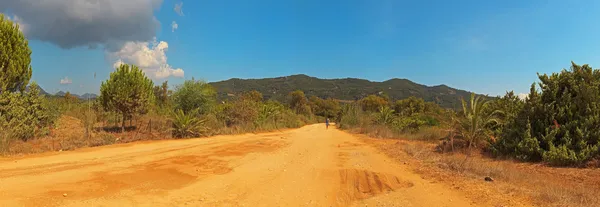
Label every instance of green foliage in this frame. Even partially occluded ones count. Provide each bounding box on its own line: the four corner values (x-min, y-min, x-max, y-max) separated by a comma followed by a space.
172, 78, 216, 115
486, 91, 524, 137
257, 100, 282, 124
99, 64, 154, 132
288, 90, 312, 115
394, 96, 425, 116
492, 62, 600, 165
153, 81, 171, 107
0, 82, 54, 141
309, 96, 341, 119
171, 109, 208, 138
338, 103, 370, 129
241, 90, 263, 102
392, 116, 428, 133
0, 14, 32, 93
360, 95, 388, 112
221, 99, 259, 127
455, 93, 501, 148
375, 106, 395, 125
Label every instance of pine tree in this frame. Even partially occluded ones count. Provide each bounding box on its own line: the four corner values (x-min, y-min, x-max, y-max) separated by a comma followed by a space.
0, 14, 32, 93
99, 64, 154, 132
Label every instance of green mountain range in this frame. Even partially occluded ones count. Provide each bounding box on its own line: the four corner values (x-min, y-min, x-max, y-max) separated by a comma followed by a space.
209, 74, 485, 109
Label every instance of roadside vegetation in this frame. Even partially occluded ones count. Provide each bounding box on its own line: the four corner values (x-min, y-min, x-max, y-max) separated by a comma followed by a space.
0, 15, 318, 154
337, 61, 600, 168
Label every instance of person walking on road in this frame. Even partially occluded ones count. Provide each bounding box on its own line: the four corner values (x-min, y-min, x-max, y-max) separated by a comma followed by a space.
326, 118, 330, 129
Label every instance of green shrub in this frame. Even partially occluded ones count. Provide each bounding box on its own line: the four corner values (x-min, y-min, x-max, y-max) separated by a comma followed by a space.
221, 99, 259, 127
374, 106, 395, 125
172, 78, 216, 115
394, 96, 425, 116
392, 116, 427, 133
338, 103, 369, 129
309, 96, 341, 119
0, 82, 54, 140
360, 95, 388, 112
492, 62, 600, 166
288, 90, 312, 115
171, 109, 208, 138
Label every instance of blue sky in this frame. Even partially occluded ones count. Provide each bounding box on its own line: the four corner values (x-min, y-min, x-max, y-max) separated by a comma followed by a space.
10, 0, 600, 96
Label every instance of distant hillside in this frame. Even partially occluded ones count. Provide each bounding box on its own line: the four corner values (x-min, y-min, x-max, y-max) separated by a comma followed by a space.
54, 91, 98, 100
209, 74, 487, 109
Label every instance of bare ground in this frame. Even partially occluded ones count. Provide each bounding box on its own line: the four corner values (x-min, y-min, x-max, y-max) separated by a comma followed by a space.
0, 124, 541, 206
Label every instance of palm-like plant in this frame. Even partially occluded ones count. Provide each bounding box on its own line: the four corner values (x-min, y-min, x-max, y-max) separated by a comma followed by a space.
375, 106, 395, 125
456, 93, 501, 148
258, 103, 281, 122
171, 109, 208, 138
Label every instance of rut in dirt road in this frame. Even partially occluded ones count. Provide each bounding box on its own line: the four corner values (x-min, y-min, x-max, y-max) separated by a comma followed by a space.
0, 124, 478, 207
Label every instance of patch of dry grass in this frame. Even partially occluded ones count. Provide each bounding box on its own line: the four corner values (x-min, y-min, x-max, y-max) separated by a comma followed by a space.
356, 125, 446, 142
396, 141, 600, 207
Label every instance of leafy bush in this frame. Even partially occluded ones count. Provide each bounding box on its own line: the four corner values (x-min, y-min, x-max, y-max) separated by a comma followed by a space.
221, 99, 259, 127
288, 90, 312, 115
338, 103, 369, 129
392, 116, 427, 133
492, 62, 600, 165
0, 82, 54, 141
360, 95, 388, 112
375, 106, 395, 125
394, 96, 425, 116
171, 109, 208, 138
172, 78, 216, 115
309, 96, 341, 119
257, 101, 282, 124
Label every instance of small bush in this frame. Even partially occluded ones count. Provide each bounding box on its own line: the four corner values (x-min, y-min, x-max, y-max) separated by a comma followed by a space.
171, 109, 208, 138
0, 82, 55, 141
374, 106, 395, 125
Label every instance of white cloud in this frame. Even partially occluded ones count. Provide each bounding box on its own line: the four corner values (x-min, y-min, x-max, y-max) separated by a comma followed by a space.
0, 0, 162, 49
171, 21, 178, 32
174, 2, 184, 16
108, 38, 184, 79
517, 93, 528, 100
60, 77, 72, 85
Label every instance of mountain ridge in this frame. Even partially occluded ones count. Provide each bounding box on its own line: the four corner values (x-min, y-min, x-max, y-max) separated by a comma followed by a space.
209, 74, 486, 109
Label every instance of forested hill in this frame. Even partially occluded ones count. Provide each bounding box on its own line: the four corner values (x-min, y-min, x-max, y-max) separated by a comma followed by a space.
209, 74, 485, 109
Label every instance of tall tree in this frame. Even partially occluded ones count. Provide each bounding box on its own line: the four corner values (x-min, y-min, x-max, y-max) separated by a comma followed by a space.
99, 64, 154, 132
0, 14, 32, 93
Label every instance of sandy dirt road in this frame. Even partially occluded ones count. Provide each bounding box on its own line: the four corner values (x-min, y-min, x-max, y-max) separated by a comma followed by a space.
0, 124, 481, 207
